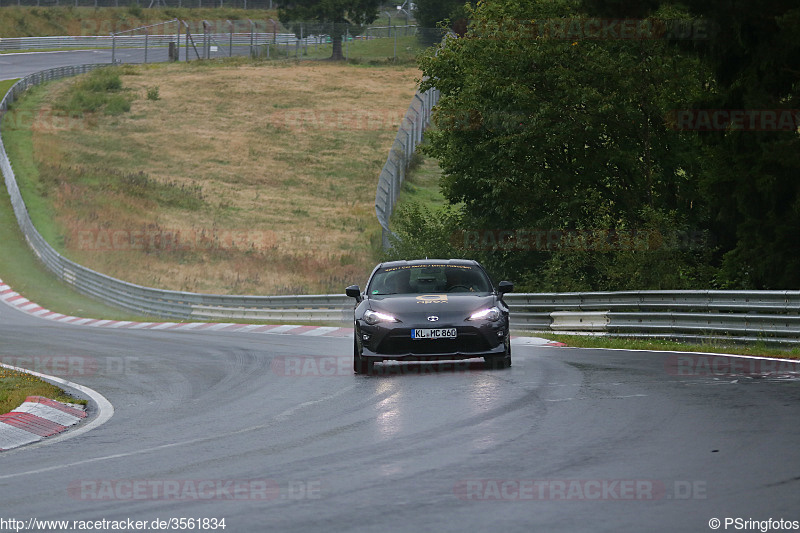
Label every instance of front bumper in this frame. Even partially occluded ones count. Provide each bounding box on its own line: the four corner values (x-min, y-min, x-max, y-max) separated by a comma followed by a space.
356, 320, 508, 361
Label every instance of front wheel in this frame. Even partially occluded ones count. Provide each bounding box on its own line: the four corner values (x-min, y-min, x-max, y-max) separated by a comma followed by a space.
354, 338, 374, 374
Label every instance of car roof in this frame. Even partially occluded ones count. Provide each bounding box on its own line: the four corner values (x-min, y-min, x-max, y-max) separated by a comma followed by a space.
376, 259, 481, 269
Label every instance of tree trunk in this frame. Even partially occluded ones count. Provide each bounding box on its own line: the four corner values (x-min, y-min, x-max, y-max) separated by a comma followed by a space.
331, 37, 344, 60
330, 24, 345, 60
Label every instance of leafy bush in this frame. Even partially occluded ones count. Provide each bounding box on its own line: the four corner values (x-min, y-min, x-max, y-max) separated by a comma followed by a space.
53, 67, 131, 117
384, 202, 467, 261
146, 86, 160, 101
104, 94, 131, 115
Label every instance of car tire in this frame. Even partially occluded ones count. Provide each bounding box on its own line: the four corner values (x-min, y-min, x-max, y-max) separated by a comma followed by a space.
484, 335, 511, 369
354, 338, 374, 374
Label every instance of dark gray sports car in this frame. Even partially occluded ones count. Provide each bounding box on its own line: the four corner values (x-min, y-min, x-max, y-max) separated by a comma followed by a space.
345, 259, 513, 374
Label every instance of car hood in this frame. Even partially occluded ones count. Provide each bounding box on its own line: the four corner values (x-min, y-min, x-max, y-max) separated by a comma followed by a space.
367, 294, 496, 322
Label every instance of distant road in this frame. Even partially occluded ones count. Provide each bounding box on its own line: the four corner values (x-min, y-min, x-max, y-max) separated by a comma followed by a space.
0, 49, 114, 80
1, 45, 262, 80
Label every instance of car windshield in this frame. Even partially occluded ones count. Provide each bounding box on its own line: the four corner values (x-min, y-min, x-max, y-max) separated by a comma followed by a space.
367, 264, 492, 295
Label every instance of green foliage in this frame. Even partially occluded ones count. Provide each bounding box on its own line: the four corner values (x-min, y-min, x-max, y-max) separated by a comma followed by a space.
278, 0, 382, 59
413, 0, 470, 42
146, 86, 160, 101
529, 206, 717, 292
104, 94, 131, 115
38, 164, 205, 210
417, 0, 715, 290
53, 67, 131, 117
413, 0, 468, 28
384, 203, 467, 262
126, 2, 143, 18
573, 0, 800, 288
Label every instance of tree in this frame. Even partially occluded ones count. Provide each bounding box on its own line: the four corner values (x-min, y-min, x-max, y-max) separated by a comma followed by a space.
278, 0, 381, 60
578, 0, 800, 288
413, 0, 470, 42
684, 1, 800, 288
416, 0, 713, 290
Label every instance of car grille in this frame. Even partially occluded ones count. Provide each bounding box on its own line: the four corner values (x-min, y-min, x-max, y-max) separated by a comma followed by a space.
375, 329, 493, 356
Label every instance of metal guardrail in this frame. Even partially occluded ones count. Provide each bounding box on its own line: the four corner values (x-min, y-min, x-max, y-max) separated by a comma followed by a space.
506, 292, 800, 343
2, 65, 799, 343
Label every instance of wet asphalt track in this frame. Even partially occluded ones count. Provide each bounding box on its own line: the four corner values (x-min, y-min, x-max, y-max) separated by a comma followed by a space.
1, 299, 799, 533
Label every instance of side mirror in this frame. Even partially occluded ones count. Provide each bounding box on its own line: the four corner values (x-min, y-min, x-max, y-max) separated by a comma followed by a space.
497, 281, 513, 294
345, 285, 362, 303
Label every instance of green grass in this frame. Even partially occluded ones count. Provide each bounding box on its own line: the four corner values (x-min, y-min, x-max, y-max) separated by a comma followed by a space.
0, 185, 159, 321
259, 34, 429, 64
0, 367, 86, 415
0, 173, 347, 324
0, 61, 413, 321
529, 332, 800, 360
1, 80, 159, 320
0, 176, 349, 323
3, 83, 65, 250
0, 80, 18, 98
394, 150, 448, 212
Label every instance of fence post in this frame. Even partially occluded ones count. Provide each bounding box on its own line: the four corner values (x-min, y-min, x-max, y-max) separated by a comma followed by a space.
249, 19, 254, 56
203, 20, 210, 59
185, 21, 190, 61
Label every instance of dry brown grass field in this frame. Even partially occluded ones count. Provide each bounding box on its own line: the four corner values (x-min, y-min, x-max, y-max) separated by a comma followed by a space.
25, 61, 419, 295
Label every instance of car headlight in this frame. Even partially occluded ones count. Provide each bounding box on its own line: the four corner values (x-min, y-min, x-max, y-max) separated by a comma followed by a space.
364, 309, 399, 325
468, 306, 501, 322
